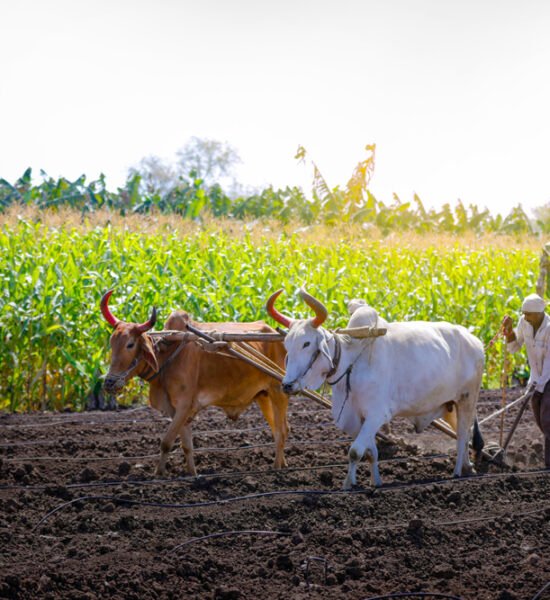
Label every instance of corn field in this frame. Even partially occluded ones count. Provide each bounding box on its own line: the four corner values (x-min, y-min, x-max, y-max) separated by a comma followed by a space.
0, 163, 539, 234
0, 211, 539, 412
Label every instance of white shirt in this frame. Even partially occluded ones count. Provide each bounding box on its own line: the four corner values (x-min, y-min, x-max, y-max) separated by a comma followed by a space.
507, 313, 550, 392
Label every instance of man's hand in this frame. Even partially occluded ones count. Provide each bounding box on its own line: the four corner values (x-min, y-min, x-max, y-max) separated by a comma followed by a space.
502, 315, 514, 335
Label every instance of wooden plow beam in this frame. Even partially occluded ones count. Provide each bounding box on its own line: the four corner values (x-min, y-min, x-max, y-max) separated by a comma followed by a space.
149, 324, 387, 343
149, 330, 286, 343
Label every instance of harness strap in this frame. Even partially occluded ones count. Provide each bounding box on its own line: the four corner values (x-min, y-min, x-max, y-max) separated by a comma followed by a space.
328, 364, 353, 425
113, 357, 140, 381
325, 334, 342, 380
143, 339, 187, 382
326, 334, 374, 426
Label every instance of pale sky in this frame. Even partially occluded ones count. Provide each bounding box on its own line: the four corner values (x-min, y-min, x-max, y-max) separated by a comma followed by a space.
1, 0, 550, 217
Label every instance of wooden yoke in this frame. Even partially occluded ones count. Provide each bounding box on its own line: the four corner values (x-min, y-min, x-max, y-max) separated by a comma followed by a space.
333, 326, 388, 338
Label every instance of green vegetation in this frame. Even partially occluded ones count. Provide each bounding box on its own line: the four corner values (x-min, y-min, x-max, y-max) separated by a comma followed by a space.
0, 212, 538, 411
0, 142, 541, 233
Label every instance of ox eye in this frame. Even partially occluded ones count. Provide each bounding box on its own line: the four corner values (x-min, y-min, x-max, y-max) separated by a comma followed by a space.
126, 342, 135, 349
303, 341, 310, 348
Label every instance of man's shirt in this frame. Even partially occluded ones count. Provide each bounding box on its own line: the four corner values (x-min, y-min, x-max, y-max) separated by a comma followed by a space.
508, 313, 550, 392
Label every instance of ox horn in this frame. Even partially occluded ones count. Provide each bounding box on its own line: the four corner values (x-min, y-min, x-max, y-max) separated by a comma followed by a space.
266, 289, 293, 328
100, 290, 120, 328
299, 286, 328, 328
135, 306, 158, 334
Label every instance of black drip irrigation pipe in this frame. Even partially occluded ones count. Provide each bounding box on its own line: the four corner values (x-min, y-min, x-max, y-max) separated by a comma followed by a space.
531, 581, 550, 600
362, 593, 464, 600
2, 437, 355, 462
0, 421, 335, 445
3, 460, 550, 496
32, 488, 550, 533
0, 453, 451, 492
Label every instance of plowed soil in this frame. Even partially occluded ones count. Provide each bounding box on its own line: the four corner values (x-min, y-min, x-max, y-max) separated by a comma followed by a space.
1, 388, 549, 600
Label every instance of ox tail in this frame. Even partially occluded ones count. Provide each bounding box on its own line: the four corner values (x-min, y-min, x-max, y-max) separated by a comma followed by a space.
472, 417, 484, 462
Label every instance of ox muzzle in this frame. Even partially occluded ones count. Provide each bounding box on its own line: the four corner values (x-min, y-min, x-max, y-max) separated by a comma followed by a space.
282, 381, 297, 395
103, 374, 126, 395
103, 357, 140, 394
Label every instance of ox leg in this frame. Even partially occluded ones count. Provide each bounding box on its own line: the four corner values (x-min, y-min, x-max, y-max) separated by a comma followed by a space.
257, 392, 289, 469
271, 392, 289, 469
344, 417, 385, 490
179, 423, 197, 476
156, 405, 192, 477
454, 395, 475, 477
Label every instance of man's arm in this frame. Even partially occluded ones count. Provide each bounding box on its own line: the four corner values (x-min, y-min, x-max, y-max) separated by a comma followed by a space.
534, 330, 550, 393
503, 315, 523, 353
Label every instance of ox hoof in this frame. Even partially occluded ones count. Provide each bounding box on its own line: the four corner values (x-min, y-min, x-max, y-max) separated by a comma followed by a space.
155, 468, 167, 478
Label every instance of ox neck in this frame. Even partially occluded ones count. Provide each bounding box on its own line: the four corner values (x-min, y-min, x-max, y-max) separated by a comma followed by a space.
325, 331, 352, 383
139, 337, 187, 382
324, 331, 342, 380
137, 358, 155, 382
325, 332, 365, 386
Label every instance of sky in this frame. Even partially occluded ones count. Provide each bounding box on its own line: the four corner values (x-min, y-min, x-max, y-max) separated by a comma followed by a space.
1, 0, 550, 217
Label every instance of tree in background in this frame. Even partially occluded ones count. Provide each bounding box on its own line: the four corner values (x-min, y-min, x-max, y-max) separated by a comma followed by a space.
533, 202, 550, 234
128, 155, 176, 196
129, 137, 242, 197
176, 137, 241, 193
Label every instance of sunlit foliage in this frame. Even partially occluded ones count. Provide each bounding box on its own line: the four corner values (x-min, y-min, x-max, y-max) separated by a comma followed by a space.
0, 215, 537, 411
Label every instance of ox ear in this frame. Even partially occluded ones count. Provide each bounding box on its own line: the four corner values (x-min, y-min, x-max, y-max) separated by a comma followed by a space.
141, 334, 159, 373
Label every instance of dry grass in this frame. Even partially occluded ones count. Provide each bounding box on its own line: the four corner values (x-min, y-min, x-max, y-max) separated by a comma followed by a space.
0, 205, 542, 251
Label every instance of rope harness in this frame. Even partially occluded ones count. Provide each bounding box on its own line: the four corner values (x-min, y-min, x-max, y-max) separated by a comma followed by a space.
141, 338, 188, 382
106, 337, 188, 387
103, 357, 141, 389
327, 333, 374, 426
285, 347, 321, 388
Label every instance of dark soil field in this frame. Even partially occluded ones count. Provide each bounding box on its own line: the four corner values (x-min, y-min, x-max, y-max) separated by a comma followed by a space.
1, 387, 549, 600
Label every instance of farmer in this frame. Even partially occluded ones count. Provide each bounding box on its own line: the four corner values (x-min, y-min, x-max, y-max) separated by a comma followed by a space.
503, 293, 550, 468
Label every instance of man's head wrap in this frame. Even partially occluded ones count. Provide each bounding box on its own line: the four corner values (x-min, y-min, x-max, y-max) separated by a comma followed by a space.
522, 293, 546, 313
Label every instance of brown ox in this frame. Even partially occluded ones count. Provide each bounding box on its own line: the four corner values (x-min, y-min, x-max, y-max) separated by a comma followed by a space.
100, 290, 289, 476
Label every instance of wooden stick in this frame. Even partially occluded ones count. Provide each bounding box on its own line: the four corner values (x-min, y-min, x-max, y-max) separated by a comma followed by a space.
501, 392, 532, 452
150, 325, 385, 343
234, 342, 333, 410
478, 387, 535, 426
499, 348, 509, 447
184, 323, 334, 410
149, 330, 285, 343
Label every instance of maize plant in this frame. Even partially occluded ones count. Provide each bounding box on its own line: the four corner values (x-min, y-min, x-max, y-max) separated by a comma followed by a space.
0, 216, 538, 411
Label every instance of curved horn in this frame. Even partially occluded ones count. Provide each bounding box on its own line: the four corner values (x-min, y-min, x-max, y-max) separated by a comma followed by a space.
135, 306, 157, 334
299, 286, 328, 328
100, 290, 120, 328
266, 289, 293, 328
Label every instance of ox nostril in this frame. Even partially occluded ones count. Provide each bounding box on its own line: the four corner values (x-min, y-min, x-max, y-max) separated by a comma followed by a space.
104, 377, 116, 390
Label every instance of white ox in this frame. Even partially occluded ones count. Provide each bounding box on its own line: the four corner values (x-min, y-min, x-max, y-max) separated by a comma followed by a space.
267, 287, 485, 488
346, 299, 457, 433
